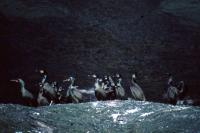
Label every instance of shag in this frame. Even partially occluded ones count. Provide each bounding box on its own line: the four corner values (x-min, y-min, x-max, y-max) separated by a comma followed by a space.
129, 74, 146, 101
106, 76, 116, 100
177, 81, 186, 100
39, 70, 57, 101
10, 79, 34, 105
51, 81, 58, 92
114, 74, 126, 99
64, 77, 83, 103
37, 89, 49, 106
92, 74, 107, 101
56, 87, 64, 101
166, 74, 179, 105
42, 82, 57, 100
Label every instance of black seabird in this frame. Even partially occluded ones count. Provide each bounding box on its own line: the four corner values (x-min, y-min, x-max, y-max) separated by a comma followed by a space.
114, 74, 126, 100
10, 79, 35, 106
92, 74, 107, 101
129, 74, 146, 101
64, 77, 83, 103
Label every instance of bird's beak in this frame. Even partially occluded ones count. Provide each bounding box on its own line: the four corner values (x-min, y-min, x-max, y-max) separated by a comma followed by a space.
10, 79, 18, 82
88, 74, 97, 78
165, 73, 171, 76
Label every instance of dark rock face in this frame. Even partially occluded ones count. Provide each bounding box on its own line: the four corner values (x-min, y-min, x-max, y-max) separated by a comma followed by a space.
0, 0, 200, 102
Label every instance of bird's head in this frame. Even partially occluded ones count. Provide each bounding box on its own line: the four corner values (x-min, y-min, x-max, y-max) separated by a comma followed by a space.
18, 79, 24, 84
118, 77, 122, 82
39, 69, 45, 74
116, 73, 122, 79
165, 73, 172, 78
132, 74, 136, 79
63, 76, 75, 82
104, 75, 108, 80
10, 78, 25, 86
91, 74, 97, 78
116, 73, 120, 77
99, 78, 103, 82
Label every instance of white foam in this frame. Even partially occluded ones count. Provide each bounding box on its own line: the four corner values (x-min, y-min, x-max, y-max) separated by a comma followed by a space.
140, 112, 154, 117
106, 101, 119, 107
33, 112, 40, 116
111, 113, 121, 123
124, 108, 140, 115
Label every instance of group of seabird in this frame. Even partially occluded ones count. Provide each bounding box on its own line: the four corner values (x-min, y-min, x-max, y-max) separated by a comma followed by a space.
163, 74, 200, 106
11, 69, 198, 107
10, 70, 146, 106
90, 73, 146, 101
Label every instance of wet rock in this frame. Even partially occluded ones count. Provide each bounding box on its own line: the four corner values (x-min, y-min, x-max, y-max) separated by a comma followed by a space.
0, 100, 200, 132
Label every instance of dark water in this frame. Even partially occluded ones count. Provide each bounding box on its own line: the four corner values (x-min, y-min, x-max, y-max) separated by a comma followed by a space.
0, 100, 200, 133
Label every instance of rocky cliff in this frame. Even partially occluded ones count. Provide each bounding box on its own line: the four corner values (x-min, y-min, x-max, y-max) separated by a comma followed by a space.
0, 0, 200, 103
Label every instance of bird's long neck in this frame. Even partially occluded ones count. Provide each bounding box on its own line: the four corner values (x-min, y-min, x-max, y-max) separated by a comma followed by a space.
69, 80, 75, 88
19, 82, 26, 93
132, 78, 136, 84
109, 77, 115, 86
95, 79, 103, 90
41, 75, 47, 84
167, 76, 173, 86
72, 80, 74, 86
38, 89, 43, 96
94, 79, 100, 88
117, 80, 122, 86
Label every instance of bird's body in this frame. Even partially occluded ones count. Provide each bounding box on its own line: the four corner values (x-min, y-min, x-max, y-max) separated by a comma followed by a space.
165, 74, 183, 105
105, 76, 116, 100
39, 73, 57, 102
64, 77, 83, 103
37, 89, 49, 106
94, 78, 107, 100
115, 81, 126, 99
38, 70, 56, 101
67, 87, 83, 103
114, 74, 126, 100
21, 87, 34, 100
130, 74, 146, 101
166, 86, 178, 101
43, 82, 57, 99
17, 79, 34, 99
130, 83, 146, 101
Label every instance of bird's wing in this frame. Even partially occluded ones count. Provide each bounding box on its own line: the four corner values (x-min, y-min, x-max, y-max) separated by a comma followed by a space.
115, 86, 125, 97
72, 89, 83, 99
130, 85, 145, 100
24, 89, 34, 99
